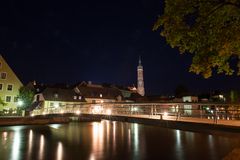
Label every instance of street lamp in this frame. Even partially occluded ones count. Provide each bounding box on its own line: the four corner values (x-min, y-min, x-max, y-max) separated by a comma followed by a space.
17, 100, 24, 107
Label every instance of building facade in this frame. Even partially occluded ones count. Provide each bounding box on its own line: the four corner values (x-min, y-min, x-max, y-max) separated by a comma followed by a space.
182, 96, 199, 116
31, 87, 86, 115
74, 81, 123, 103
0, 55, 23, 112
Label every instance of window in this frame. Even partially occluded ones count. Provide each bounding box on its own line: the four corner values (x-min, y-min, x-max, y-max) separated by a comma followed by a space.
7, 84, 13, 91
54, 93, 58, 98
6, 96, 11, 102
0, 84, 3, 90
36, 95, 40, 101
14, 97, 18, 102
50, 102, 54, 107
1, 72, 6, 79
73, 96, 77, 100
78, 96, 82, 100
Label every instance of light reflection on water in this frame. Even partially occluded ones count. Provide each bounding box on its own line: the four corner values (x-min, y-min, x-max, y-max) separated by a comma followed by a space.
113, 121, 116, 153
91, 122, 104, 159
57, 142, 63, 160
0, 121, 240, 160
39, 135, 45, 160
11, 129, 21, 160
27, 130, 33, 160
175, 129, 183, 160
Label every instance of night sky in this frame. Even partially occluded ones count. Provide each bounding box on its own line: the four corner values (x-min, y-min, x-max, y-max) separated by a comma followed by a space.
1, 0, 240, 95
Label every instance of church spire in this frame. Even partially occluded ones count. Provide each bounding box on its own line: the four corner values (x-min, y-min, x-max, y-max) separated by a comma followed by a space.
137, 56, 145, 96
138, 56, 142, 66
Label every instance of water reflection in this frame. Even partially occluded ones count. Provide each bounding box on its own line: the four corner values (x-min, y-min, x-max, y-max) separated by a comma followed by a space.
133, 123, 139, 154
89, 153, 95, 160
27, 130, 33, 160
113, 121, 116, 153
92, 122, 104, 159
128, 128, 131, 148
57, 142, 63, 160
2, 131, 7, 140
208, 135, 217, 158
2, 131, 8, 146
49, 124, 62, 129
11, 129, 21, 160
39, 135, 45, 160
175, 130, 183, 160
0, 122, 240, 160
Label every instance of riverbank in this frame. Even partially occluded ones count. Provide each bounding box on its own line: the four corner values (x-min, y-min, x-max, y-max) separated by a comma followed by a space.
0, 116, 69, 126
0, 114, 101, 126
0, 114, 240, 134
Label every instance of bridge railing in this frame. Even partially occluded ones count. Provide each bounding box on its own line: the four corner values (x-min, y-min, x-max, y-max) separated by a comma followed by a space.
31, 102, 240, 124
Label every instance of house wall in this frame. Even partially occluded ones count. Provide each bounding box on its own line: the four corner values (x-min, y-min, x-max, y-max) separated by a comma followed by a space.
85, 98, 116, 103
182, 96, 199, 116
0, 55, 23, 111
33, 100, 87, 114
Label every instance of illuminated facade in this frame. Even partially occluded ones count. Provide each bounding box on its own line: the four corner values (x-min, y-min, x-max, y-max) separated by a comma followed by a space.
74, 81, 123, 103
137, 57, 145, 96
0, 55, 23, 111
31, 87, 86, 115
182, 96, 199, 115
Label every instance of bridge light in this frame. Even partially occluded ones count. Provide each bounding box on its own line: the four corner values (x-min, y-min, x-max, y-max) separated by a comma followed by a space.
106, 109, 112, 115
76, 110, 81, 115
163, 112, 168, 116
93, 105, 102, 114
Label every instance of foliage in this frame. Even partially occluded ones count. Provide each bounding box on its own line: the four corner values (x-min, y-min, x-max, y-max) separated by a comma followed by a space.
18, 86, 35, 110
228, 90, 239, 103
0, 97, 6, 106
153, 0, 240, 78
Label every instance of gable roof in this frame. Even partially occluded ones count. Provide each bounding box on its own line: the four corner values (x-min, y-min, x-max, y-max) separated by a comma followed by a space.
76, 83, 122, 99
41, 87, 85, 102
0, 55, 23, 85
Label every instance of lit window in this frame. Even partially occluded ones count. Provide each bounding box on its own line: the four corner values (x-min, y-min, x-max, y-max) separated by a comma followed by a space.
50, 102, 54, 106
0, 84, 3, 90
78, 96, 82, 100
1, 73, 6, 79
6, 96, 11, 102
54, 93, 58, 98
73, 96, 77, 99
54, 102, 59, 108
7, 85, 13, 91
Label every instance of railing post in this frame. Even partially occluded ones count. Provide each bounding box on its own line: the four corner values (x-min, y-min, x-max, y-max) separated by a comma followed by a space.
154, 105, 157, 116
214, 105, 218, 124
150, 105, 153, 117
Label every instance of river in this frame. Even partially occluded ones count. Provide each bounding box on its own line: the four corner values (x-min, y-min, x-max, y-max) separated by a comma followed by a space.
0, 120, 240, 160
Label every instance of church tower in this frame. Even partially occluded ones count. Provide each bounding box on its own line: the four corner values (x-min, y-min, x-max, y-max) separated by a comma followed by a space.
137, 56, 145, 96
